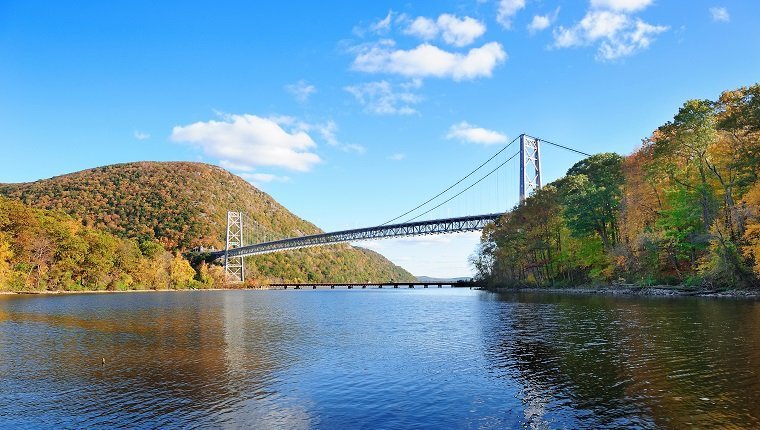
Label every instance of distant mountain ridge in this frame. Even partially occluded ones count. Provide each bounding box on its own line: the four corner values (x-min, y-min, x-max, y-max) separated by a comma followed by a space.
416, 276, 471, 283
0, 161, 414, 283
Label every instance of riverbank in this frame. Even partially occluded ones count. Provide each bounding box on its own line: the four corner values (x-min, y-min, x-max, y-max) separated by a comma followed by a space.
487, 284, 760, 298
0, 288, 250, 295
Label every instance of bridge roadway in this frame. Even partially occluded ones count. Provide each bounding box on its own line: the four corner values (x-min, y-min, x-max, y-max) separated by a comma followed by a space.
266, 282, 474, 289
212, 212, 502, 259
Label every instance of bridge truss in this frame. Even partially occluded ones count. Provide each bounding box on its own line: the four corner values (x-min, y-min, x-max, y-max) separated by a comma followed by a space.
216, 213, 502, 281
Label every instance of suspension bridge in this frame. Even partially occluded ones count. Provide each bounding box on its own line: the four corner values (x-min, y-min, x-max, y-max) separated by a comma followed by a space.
211, 134, 590, 282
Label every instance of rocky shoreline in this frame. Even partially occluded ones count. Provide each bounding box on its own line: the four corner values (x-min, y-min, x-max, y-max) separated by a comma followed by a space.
487, 284, 760, 298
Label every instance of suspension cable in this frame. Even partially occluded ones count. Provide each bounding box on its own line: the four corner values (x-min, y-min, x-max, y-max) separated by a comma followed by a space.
534, 137, 591, 157
380, 135, 520, 226
403, 151, 520, 223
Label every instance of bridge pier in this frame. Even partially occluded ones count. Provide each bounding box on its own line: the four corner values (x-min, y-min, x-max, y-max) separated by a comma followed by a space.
331, 285, 335, 289
224, 211, 245, 284
313, 285, 317, 289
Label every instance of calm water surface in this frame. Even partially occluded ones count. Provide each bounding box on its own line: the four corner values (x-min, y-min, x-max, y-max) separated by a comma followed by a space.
0, 289, 759, 429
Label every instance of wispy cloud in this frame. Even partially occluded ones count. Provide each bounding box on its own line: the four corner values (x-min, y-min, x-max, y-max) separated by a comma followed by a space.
353, 10, 397, 37
446, 121, 508, 145
285, 80, 316, 103
315, 120, 365, 153
387, 153, 406, 161
360, 235, 453, 249
133, 130, 150, 140
709, 7, 730, 23
345, 80, 422, 115
219, 160, 255, 171
371, 10, 394, 34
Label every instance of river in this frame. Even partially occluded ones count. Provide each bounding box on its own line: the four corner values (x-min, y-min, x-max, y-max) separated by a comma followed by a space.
0, 289, 758, 429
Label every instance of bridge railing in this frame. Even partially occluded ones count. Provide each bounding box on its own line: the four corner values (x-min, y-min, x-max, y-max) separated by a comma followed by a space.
213, 213, 502, 259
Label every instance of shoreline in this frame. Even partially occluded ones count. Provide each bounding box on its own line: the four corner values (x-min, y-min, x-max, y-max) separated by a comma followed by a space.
0, 288, 254, 295
3, 285, 758, 298
486, 284, 760, 298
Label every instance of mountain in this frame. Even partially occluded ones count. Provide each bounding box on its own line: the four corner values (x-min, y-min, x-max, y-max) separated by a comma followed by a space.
416, 276, 471, 283
0, 162, 414, 284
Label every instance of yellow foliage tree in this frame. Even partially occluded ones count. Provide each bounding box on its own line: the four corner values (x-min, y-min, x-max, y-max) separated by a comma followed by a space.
0, 237, 14, 287
169, 253, 196, 289
742, 183, 760, 277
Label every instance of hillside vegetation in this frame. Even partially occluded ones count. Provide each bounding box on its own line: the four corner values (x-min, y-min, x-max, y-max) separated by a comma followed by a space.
0, 197, 210, 291
0, 162, 413, 290
474, 83, 760, 289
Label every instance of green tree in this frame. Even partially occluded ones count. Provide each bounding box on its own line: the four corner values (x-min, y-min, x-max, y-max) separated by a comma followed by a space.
557, 153, 624, 249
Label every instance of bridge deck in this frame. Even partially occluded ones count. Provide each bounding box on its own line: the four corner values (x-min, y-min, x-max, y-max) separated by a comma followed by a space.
267, 282, 473, 289
213, 212, 502, 259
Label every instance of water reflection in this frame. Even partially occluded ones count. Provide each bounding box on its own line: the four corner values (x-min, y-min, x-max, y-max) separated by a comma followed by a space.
0, 290, 758, 429
479, 292, 760, 429
0, 292, 317, 428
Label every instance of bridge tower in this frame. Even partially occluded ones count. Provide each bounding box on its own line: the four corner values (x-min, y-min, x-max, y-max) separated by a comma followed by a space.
224, 211, 245, 283
519, 134, 542, 202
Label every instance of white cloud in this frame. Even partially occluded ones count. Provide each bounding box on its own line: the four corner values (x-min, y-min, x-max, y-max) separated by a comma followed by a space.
553, 10, 667, 61
406, 17, 438, 40
171, 113, 321, 172
405, 14, 486, 47
590, 0, 653, 12
285, 80, 316, 103
344, 80, 422, 115
709, 7, 730, 22
446, 121, 508, 145
528, 8, 560, 33
133, 130, 150, 140
387, 153, 406, 161
239, 172, 290, 185
352, 40, 506, 81
316, 120, 339, 146
497, 0, 525, 29
599, 20, 668, 60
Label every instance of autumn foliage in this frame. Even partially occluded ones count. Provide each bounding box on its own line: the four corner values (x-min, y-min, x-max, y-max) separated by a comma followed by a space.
475, 84, 760, 289
0, 162, 414, 291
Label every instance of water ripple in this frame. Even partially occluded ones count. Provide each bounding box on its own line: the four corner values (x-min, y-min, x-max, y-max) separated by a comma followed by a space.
0, 290, 759, 428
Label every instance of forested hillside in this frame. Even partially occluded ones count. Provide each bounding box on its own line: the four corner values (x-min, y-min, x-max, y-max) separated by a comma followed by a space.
0, 162, 413, 290
0, 197, 210, 291
474, 84, 760, 289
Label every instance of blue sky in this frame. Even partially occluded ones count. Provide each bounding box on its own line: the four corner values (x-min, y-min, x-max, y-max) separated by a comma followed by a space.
1, 0, 758, 277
